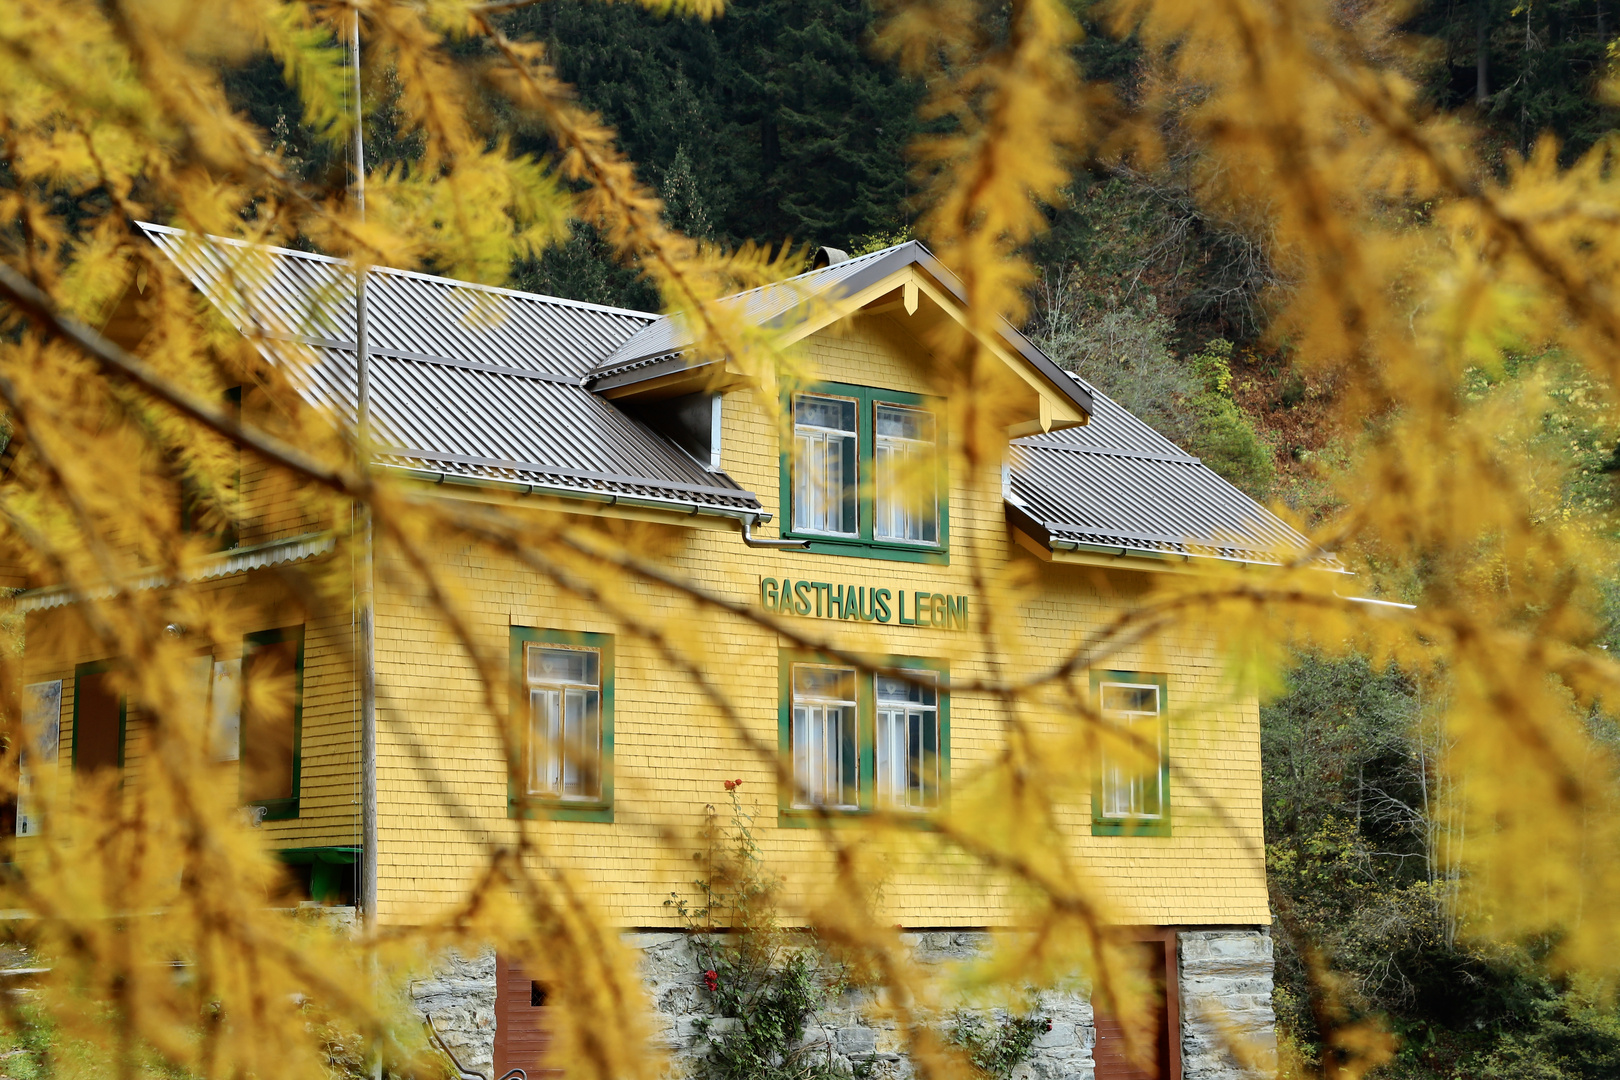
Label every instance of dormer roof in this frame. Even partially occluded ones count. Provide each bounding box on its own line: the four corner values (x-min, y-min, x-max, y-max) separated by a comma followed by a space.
586, 242, 1093, 433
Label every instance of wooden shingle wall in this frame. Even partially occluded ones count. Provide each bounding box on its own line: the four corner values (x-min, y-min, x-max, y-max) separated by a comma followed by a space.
367, 313, 1269, 928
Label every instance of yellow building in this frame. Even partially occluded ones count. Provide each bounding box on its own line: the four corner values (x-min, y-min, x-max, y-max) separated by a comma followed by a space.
18, 228, 1307, 1080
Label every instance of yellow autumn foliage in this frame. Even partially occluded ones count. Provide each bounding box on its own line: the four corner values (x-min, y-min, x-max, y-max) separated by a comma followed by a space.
0, 1, 1616, 1079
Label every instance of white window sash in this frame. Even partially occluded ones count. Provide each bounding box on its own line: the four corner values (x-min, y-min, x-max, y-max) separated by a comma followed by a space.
525, 645, 602, 801
1099, 682, 1164, 820
874, 425, 938, 544
876, 703, 937, 810
794, 425, 857, 536
791, 666, 857, 809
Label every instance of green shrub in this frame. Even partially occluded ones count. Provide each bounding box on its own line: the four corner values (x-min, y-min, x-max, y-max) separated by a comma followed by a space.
947, 1011, 1050, 1079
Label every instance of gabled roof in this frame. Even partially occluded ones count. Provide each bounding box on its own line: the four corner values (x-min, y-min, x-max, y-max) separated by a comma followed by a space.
1009, 375, 1327, 568
143, 225, 1322, 568
140, 223, 762, 513
586, 241, 1095, 420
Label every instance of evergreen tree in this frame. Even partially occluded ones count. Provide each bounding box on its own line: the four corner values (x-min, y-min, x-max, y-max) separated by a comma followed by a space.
1405, 0, 1617, 164
501, 0, 920, 249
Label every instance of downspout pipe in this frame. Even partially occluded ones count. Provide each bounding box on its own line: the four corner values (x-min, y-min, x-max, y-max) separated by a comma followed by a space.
739, 515, 809, 549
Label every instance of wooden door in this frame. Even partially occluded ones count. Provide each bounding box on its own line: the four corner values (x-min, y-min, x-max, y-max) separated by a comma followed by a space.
493, 955, 557, 1079
1093, 933, 1180, 1080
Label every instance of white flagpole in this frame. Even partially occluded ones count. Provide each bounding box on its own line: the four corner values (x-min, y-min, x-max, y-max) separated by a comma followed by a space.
352, 6, 379, 930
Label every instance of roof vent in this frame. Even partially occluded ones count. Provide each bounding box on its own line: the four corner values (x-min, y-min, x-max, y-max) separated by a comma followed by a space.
811, 246, 850, 269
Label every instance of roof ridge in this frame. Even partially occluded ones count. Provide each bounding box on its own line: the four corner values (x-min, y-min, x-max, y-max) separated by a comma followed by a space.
135, 221, 660, 321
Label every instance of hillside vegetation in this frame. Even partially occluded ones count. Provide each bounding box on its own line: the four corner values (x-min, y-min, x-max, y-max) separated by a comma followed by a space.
220, 2, 1619, 1076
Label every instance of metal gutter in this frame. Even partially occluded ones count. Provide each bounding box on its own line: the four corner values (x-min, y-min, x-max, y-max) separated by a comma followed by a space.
381, 464, 805, 547
9, 532, 337, 613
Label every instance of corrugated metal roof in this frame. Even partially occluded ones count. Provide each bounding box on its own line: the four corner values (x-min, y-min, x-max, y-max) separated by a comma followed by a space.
11, 532, 337, 613
1009, 376, 1330, 567
588, 242, 1094, 418
141, 226, 1322, 567
141, 224, 762, 513
142, 224, 652, 376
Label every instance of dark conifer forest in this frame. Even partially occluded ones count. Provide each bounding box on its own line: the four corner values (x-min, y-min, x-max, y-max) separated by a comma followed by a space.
224, 3, 1620, 1074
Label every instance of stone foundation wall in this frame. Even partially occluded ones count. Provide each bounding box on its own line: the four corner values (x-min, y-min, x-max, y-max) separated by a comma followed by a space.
412, 947, 497, 1078
1180, 931, 1277, 1080
638, 931, 1095, 1080
412, 929, 1275, 1080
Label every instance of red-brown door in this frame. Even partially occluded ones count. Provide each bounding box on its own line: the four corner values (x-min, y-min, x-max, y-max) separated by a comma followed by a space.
493, 955, 557, 1079
1093, 933, 1180, 1080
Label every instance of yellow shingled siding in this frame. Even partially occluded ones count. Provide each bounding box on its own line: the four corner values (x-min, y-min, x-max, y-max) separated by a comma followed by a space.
22, 573, 362, 852
16, 305, 1268, 928
367, 314, 1269, 929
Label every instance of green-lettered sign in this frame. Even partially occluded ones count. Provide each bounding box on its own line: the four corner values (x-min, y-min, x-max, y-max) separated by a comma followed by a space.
758, 577, 968, 630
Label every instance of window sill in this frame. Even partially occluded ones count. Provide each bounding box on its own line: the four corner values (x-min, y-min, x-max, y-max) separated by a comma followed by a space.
1091, 817, 1171, 837
781, 537, 948, 565
777, 805, 940, 829
510, 799, 614, 823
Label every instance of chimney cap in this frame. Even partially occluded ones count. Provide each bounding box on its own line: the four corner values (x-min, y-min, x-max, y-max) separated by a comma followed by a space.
811, 246, 850, 269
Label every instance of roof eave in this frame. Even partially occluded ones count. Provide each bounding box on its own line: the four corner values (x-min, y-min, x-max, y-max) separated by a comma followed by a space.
1005, 500, 1342, 574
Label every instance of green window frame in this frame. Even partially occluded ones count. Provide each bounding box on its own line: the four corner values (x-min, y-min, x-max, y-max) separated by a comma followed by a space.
242, 625, 304, 822
1090, 670, 1171, 837
72, 659, 126, 774
780, 382, 949, 564
277, 846, 358, 905
777, 651, 948, 826
508, 627, 614, 823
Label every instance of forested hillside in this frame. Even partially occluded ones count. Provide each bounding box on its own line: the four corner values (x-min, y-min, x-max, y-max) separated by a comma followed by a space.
222, 2, 1620, 1075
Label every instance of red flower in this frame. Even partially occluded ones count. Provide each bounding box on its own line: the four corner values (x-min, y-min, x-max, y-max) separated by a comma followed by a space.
723, 779, 742, 791
703, 970, 719, 992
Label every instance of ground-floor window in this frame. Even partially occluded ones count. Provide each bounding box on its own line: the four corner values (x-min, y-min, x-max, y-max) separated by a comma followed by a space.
277, 846, 357, 906
875, 672, 940, 809
509, 627, 614, 822
72, 661, 125, 775
779, 653, 947, 820
241, 625, 304, 821
1091, 670, 1170, 836
790, 664, 859, 809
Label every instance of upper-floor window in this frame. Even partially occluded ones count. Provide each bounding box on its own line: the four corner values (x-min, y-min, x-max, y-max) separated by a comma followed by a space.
784, 383, 945, 563
510, 628, 614, 822
1091, 671, 1170, 837
873, 404, 938, 545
